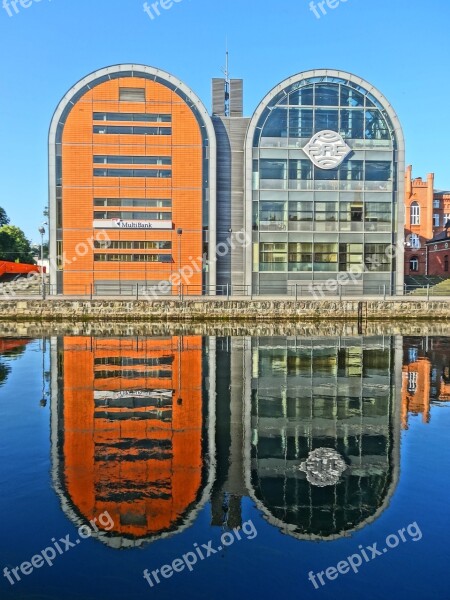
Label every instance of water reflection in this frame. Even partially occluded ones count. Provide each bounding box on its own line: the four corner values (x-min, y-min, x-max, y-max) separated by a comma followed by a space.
50, 336, 215, 548
27, 331, 448, 545
244, 336, 401, 540
402, 337, 450, 428
0, 338, 31, 387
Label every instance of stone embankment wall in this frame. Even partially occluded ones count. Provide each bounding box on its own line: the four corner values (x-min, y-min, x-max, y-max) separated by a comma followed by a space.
0, 299, 449, 321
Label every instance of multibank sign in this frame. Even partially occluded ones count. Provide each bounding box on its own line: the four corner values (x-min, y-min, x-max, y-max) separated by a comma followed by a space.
93, 219, 173, 230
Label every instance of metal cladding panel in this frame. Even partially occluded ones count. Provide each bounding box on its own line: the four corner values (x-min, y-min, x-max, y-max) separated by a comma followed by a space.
214, 116, 250, 287
230, 80, 243, 117
212, 78, 226, 116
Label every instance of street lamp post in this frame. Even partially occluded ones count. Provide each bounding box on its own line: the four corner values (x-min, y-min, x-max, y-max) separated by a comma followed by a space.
38, 225, 46, 299
177, 228, 183, 298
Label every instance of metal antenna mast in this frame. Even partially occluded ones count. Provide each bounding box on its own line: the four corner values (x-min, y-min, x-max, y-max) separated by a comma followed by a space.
221, 38, 230, 116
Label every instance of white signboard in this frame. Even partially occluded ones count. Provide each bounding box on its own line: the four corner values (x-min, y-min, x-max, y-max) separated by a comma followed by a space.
93, 219, 173, 230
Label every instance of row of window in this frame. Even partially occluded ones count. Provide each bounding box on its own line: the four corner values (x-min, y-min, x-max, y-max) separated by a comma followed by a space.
94, 211, 171, 220
276, 84, 376, 109
94, 254, 173, 263
258, 243, 391, 272
94, 156, 172, 165
93, 112, 171, 123
94, 241, 172, 250
255, 202, 392, 223
260, 108, 389, 141
94, 198, 172, 208
93, 126, 171, 135
94, 356, 173, 366
256, 160, 392, 182
93, 169, 171, 178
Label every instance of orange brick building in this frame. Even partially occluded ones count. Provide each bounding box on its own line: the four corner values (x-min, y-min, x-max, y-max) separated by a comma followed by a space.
404, 165, 450, 276
49, 65, 216, 295
51, 335, 210, 545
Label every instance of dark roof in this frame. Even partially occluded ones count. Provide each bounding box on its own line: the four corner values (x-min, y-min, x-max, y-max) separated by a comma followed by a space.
427, 230, 449, 244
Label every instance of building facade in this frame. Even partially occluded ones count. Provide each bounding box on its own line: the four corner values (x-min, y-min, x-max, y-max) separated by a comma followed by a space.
49, 65, 216, 295
244, 70, 405, 295
50, 67, 405, 296
404, 165, 450, 277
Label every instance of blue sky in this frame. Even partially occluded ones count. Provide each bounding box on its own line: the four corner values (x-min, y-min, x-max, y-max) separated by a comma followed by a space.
0, 0, 449, 242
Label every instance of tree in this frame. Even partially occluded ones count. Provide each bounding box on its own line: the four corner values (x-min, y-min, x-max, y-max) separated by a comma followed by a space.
0, 225, 35, 264
0, 207, 9, 227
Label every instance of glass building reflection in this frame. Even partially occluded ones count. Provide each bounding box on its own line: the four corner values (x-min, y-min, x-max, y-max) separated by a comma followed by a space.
46, 331, 450, 544
244, 336, 402, 540
50, 336, 215, 548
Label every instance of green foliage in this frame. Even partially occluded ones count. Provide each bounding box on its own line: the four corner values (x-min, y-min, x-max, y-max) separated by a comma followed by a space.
0, 207, 10, 227
0, 361, 11, 387
0, 225, 35, 264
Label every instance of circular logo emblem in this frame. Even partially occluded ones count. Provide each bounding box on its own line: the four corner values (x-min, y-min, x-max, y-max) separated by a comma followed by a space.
303, 130, 351, 170
298, 447, 347, 487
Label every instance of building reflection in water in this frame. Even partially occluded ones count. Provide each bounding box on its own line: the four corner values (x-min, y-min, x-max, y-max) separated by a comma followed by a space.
50, 336, 215, 548
243, 336, 402, 540
402, 336, 450, 428
46, 332, 450, 545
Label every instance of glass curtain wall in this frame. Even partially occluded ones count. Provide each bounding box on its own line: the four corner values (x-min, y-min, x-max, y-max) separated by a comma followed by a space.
251, 78, 399, 294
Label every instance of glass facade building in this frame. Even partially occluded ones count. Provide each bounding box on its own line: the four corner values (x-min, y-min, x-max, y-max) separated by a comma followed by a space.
245, 70, 405, 295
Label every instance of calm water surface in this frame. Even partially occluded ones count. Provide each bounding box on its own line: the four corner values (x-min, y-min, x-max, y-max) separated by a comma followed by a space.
0, 328, 449, 600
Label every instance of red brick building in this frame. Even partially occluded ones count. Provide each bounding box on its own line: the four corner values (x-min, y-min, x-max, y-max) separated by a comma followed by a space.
404, 165, 450, 276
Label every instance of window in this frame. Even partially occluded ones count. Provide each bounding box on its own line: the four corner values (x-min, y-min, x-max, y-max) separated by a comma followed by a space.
338, 243, 363, 271
433, 199, 440, 209
407, 371, 418, 393
314, 243, 338, 270
410, 202, 420, 225
94, 156, 171, 165
288, 201, 313, 222
260, 160, 287, 180
119, 88, 146, 102
94, 169, 171, 178
93, 126, 171, 136
288, 243, 313, 271
94, 211, 172, 220
365, 202, 392, 223
409, 256, 419, 272
94, 241, 172, 250
409, 234, 420, 249
94, 254, 172, 263
433, 214, 440, 227
259, 202, 286, 222
259, 243, 287, 271
408, 347, 418, 363
93, 112, 171, 122
365, 161, 392, 181
364, 244, 391, 271
94, 199, 171, 208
